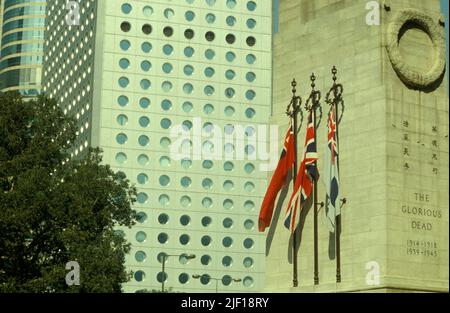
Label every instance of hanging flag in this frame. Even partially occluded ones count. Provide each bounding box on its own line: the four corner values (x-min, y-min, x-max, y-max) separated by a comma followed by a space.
284, 111, 319, 233
258, 124, 295, 232
324, 105, 340, 232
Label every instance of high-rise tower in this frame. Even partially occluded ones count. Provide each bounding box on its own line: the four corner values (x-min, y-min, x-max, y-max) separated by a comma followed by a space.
43, 0, 272, 292
0, 0, 46, 96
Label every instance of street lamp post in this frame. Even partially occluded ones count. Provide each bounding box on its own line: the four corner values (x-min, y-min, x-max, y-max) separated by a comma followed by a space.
161, 253, 196, 292
192, 274, 241, 293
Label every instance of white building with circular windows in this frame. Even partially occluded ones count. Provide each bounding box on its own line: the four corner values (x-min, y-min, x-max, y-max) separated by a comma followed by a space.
43, 0, 272, 292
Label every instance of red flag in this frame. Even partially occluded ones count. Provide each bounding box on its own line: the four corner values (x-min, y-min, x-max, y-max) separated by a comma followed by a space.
258, 125, 295, 232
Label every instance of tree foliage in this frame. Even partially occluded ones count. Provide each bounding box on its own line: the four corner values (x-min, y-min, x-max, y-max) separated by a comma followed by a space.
0, 92, 137, 292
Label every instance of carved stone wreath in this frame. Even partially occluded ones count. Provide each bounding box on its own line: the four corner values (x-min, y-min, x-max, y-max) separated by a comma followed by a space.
386, 9, 446, 89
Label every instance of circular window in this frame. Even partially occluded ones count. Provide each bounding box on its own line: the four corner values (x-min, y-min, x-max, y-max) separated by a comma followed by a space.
163, 26, 174, 37
202, 178, 213, 189
159, 175, 170, 186
243, 257, 254, 268
115, 152, 127, 164
120, 39, 130, 51
202, 197, 213, 208
159, 194, 170, 206
205, 13, 216, 24
159, 156, 170, 167
247, 18, 256, 29
136, 212, 147, 223
162, 63, 173, 74
116, 133, 128, 144
227, 0, 237, 9
204, 85, 215, 96
141, 60, 151, 72
203, 104, 214, 115
118, 95, 128, 107
223, 161, 234, 171
158, 233, 168, 244
158, 213, 169, 224
137, 192, 148, 204
140, 79, 151, 90
246, 90, 256, 100
225, 51, 235, 62
134, 270, 145, 282
143, 6, 153, 16
118, 77, 129, 88
180, 176, 192, 187
222, 236, 233, 248
185, 10, 195, 21
226, 34, 236, 44
201, 216, 212, 227
161, 99, 172, 111
225, 69, 235, 80
201, 255, 211, 265
206, 0, 216, 6
120, 21, 131, 32
180, 215, 191, 226
246, 72, 256, 82
205, 49, 215, 60
246, 36, 256, 47
164, 8, 175, 19
160, 118, 172, 129
223, 199, 234, 210
201, 235, 211, 246
203, 160, 213, 169
183, 83, 194, 94
179, 234, 190, 245
139, 97, 150, 108
183, 65, 194, 76
122, 4, 132, 14
243, 276, 254, 287
205, 31, 215, 41
135, 231, 147, 243
135, 251, 146, 262
157, 252, 168, 263
224, 106, 235, 116
244, 200, 255, 211
223, 180, 234, 191
247, 1, 256, 11
183, 101, 193, 112
223, 218, 233, 228
162, 44, 173, 55
162, 81, 173, 92
184, 29, 194, 39
184, 46, 194, 57
179, 253, 192, 264
222, 275, 232, 286
244, 219, 255, 230
204, 67, 215, 77
246, 54, 256, 64
180, 195, 192, 207
137, 173, 148, 184
157, 272, 167, 283
200, 275, 211, 285
179, 273, 189, 284
226, 16, 236, 26
160, 137, 171, 148
142, 24, 152, 35
138, 135, 149, 146
244, 163, 255, 174
116, 114, 128, 126
222, 256, 233, 267
245, 108, 256, 118
243, 238, 254, 249
119, 58, 129, 69
181, 159, 192, 169
141, 42, 152, 53
138, 154, 149, 165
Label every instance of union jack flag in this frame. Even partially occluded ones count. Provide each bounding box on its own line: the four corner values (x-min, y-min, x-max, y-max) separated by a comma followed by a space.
325, 105, 340, 232
284, 111, 319, 233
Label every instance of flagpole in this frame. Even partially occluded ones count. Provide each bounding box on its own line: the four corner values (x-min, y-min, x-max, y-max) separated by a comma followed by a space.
306, 73, 321, 286
331, 66, 342, 283
288, 79, 302, 287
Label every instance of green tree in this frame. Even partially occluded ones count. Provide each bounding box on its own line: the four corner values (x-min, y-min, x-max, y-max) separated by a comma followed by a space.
0, 92, 137, 292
